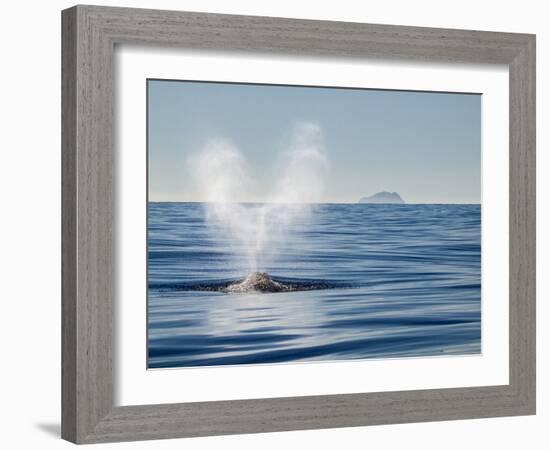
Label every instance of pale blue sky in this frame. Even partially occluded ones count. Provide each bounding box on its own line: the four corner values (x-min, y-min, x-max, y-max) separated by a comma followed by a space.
148, 80, 480, 204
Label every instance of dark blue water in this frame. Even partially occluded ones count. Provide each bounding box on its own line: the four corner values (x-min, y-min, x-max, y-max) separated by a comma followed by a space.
148, 203, 481, 368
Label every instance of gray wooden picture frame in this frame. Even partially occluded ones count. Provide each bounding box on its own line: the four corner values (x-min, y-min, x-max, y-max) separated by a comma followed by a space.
61, 4, 536, 444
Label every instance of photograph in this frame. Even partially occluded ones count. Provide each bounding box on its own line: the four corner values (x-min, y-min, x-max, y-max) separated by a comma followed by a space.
1, 0, 541, 446
147, 80, 482, 369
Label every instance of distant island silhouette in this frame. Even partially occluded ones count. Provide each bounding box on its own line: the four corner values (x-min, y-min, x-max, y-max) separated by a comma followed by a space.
358, 191, 405, 204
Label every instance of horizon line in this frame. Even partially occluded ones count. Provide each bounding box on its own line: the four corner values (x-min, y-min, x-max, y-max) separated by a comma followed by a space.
147, 200, 481, 205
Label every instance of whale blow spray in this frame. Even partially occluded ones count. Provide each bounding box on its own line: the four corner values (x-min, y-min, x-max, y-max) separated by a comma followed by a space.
188, 122, 329, 275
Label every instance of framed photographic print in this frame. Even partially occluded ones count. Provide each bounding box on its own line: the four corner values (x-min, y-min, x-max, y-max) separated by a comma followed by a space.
62, 5, 536, 444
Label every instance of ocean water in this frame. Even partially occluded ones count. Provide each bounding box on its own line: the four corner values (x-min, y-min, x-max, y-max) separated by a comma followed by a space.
148, 202, 481, 368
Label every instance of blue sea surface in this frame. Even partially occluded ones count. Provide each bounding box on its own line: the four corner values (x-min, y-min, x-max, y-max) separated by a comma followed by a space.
148, 203, 481, 368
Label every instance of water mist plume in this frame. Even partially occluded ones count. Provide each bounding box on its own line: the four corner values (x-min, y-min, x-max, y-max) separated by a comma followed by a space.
187, 122, 329, 274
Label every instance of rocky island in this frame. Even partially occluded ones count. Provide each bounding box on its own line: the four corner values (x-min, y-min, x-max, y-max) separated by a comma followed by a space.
358, 191, 405, 204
